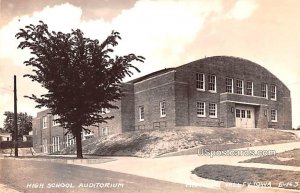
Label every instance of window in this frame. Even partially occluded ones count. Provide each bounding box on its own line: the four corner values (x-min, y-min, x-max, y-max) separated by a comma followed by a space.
270, 85, 277, 100
102, 127, 109, 136
246, 81, 253, 96
52, 114, 60, 126
225, 78, 233, 93
209, 103, 217, 118
196, 73, 205, 91
42, 116, 47, 129
52, 136, 60, 152
236, 109, 240, 118
196, 102, 205, 117
261, 83, 268, 98
160, 101, 166, 117
139, 106, 144, 121
236, 79, 244, 94
247, 110, 251, 118
66, 133, 75, 147
101, 108, 110, 114
208, 75, 216, 92
241, 110, 245, 118
271, 109, 277, 122
83, 130, 94, 140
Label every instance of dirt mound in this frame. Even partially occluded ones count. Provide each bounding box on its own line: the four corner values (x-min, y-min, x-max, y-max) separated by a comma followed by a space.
58, 127, 298, 158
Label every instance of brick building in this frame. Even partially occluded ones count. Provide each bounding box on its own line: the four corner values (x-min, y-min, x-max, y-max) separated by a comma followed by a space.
32, 56, 292, 153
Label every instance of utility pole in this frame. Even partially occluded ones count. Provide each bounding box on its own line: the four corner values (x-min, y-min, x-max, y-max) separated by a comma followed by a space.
14, 75, 18, 157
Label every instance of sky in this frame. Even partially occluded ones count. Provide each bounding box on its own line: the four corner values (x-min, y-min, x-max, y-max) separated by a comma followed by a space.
0, 0, 299, 128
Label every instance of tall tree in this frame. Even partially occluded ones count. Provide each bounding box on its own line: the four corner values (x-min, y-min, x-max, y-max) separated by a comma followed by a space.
16, 21, 145, 158
3, 111, 33, 139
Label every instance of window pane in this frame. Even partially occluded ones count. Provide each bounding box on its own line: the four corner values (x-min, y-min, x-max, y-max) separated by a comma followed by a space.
208, 75, 216, 92
261, 83, 267, 98
270, 85, 276, 100
241, 110, 245, 118
236, 80, 243, 94
160, 101, 166, 117
246, 82, 253, 96
236, 109, 240, 118
209, 103, 217, 117
196, 73, 205, 90
197, 102, 205, 117
139, 106, 144, 121
271, 109, 277, 121
247, 110, 251, 118
226, 78, 233, 93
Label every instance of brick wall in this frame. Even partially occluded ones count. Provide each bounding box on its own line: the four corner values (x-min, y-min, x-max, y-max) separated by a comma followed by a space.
33, 109, 100, 153
121, 83, 135, 132
175, 56, 292, 129
134, 71, 176, 130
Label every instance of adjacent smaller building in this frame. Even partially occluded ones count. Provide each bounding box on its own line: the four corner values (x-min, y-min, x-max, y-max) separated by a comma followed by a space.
0, 133, 12, 141
32, 109, 105, 153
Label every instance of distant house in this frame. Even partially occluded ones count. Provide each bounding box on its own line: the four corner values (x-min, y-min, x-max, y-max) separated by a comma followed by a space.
32, 56, 292, 153
0, 133, 12, 142
23, 131, 33, 142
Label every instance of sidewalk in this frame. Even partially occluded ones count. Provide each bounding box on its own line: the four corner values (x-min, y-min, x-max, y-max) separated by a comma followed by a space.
73, 141, 300, 192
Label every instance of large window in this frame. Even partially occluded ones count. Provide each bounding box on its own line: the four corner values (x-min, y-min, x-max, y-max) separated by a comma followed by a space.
42, 116, 47, 129
51, 136, 60, 152
160, 101, 166, 117
271, 109, 277, 122
209, 103, 217, 118
66, 133, 75, 147
261, 83, 268, 98
236, 79, 244, 94
139, 106, 144, 121
196, 73, 205, 91
246, 81, 253, 96
225, 78, 233, 93
196, 102, 205, 117
208, 75, 216, 92
52, 114, 60, 126
270, 85, 277, 100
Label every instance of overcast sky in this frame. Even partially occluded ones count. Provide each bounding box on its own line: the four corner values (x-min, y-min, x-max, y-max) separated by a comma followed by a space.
0, 0, 299, 128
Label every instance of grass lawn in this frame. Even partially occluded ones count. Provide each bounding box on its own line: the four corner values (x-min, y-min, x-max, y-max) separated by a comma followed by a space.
58, 127, 298, 158
192, 164, 300, 190
242, 148, 300, 167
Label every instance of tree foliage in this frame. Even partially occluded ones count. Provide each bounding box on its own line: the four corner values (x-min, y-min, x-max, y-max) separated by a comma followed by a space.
3, 111, 33, 139
16, 21, 145, 158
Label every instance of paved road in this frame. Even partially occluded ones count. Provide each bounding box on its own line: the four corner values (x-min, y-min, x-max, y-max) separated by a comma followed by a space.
0, 159, 219, 193
74, 142, 300, 193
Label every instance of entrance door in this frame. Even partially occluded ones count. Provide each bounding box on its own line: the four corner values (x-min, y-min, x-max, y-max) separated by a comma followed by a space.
235, 105, 255, 128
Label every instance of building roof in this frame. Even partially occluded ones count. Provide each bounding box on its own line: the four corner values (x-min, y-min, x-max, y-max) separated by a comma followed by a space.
127, 68, 175, 84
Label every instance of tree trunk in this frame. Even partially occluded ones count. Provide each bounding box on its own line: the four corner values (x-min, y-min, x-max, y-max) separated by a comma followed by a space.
75, 131, 83, 159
